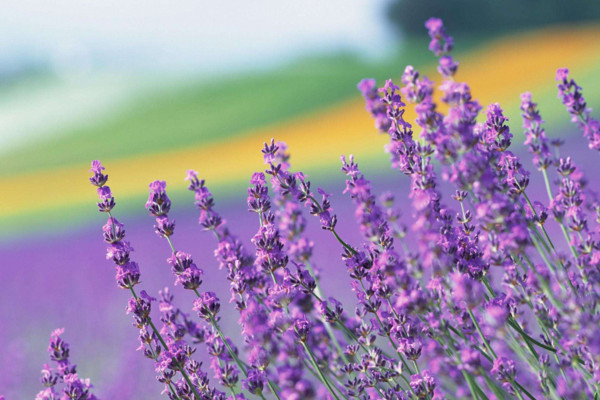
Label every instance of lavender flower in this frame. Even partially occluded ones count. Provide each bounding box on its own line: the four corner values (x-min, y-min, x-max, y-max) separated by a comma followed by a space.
491, 357, 516, 383
89, 160, 108, 187
59, 16, 600, 400
425, 17, 453, 56
409, 370, 435, 398
521, 92, 554, 171
90, 161, 205, 399
556, 68, 600, 151
193, 292, 221, 321
146, 180, 175, 237
36, 329, 98, 400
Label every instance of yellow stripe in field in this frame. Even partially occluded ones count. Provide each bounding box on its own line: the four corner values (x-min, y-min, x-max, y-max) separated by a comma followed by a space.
3, 24, 600, 219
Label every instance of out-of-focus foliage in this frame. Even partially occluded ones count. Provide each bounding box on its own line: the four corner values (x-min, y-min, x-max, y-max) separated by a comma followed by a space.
387, 0, 600, 36
0, 48, 435, 177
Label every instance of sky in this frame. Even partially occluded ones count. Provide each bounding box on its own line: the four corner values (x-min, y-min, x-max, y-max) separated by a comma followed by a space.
0, 0, 396, 75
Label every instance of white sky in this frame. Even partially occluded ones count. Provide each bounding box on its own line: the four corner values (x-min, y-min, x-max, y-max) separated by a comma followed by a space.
0, 0, 396, 74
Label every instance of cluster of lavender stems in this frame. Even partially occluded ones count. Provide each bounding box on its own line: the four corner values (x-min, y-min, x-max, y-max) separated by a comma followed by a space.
35, 329, 98, 400
34, 16, 598, 400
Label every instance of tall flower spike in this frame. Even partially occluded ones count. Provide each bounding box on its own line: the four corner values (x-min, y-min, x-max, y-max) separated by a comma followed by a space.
89, 160, 115, 212
359, 18, 564, 399
89, 160, 108, 187
425, 17, 453, 56
186, 171, 223, 231
89, 162, 204, 399
521, 92, 554, 171
340, 154, 388, 243
64, 17, 600, 400
556, 67, 600, 151
146, 180, 175, 237
146, 181, 206, 292
187, 175, 306, 400
425, 17, 458, 80
88, 161, 140, 290
36, 329, 98, 400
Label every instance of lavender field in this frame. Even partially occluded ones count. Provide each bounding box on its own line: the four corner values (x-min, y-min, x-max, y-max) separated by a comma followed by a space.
3, 3, 600, 400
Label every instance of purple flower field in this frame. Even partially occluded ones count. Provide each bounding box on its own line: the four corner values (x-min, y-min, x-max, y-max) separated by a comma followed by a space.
0, 177, 373, 399
4, 16, 600, 400
3, 134, 599, 399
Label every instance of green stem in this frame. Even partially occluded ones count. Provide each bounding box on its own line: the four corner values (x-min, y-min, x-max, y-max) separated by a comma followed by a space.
209, 316, 247, 376
467, 305, 536, 400
265, 379, 280, 400
559, 223, 579, 260
481, 372, 508, 400
483, 277, 559, 354
301, 359, 347, 398
467, 308, 497, 359
216, 358, 240, 400
412, 360, 420, 375
464, 372, 485, 400
513, 380, 536, 400
332, 229, 357, 255
150, 347, 179, 398
209, 317, 275, 400
507, 319, 555, 353
301, 342, 341, 400
165, 236, 177, 253
541, 169, 554, 201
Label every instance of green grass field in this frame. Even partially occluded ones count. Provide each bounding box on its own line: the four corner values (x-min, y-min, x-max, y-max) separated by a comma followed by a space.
0, 40, 436, 176
2, 28, 600, 239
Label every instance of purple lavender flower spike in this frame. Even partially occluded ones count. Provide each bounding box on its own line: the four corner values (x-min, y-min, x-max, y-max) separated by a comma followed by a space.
193, 291, 221, 321
145, 177, 256, 398
425, 17, 453, 56
102, 217, 125, 243
521, 92, 554, 171
556, 68, 600, 151
146, 180, 172, 215
89, 160, 108, 187
90, 161, 205, 399
146, 180, 175, 237
357, 78, 391, 132
491, 357, 516, 383
186, 174, 296, 398
247, 172, 271, 215
437, 55, 458, 79
63, 17, 600, 400
340, 154, 392, 246
409, 370, 436, 399
243, 369, 266, 396
115, 261, 140, 290
186, 171, 223, 231
96, 186, 115, 212
36, 329, 98, 400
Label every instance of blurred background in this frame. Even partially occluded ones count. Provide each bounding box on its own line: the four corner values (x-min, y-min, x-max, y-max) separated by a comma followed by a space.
1, 0, 599, 398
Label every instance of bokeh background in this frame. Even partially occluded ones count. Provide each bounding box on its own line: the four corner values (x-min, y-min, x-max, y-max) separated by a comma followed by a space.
1, 1, 600, 398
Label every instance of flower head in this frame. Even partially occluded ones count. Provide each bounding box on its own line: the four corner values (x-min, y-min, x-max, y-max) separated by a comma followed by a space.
491, 357, 516, 382
193, 292, 221, 321
145, 180, 171, 217
425, 17, 453, 56
89, 160, 108, 187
